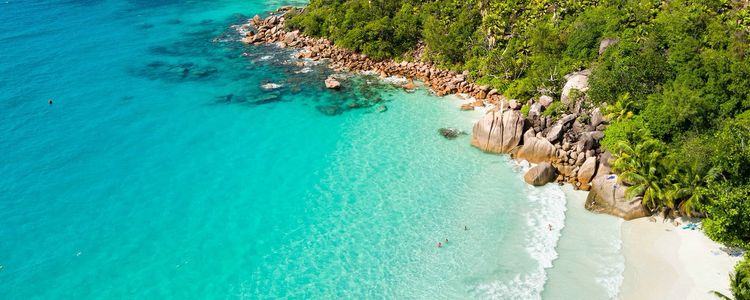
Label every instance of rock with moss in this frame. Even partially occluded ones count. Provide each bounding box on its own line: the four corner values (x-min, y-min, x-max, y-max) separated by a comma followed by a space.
561, 69, 591, 105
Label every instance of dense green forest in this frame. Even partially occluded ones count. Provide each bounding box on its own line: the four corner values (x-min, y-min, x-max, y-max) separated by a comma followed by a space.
286, 0, 750, 296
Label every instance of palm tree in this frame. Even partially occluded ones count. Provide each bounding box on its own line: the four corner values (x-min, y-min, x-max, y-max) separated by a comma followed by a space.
604, 93, 634, 122
612, 138, 668, 210
663, 166, 720, 216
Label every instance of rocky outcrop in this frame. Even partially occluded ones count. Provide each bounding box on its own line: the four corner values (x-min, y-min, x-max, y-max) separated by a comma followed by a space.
577, 156, 598, 190
325, 76, 341, 89
561, 70, 591, 104
237, 12, 509, 108
513, 137, 556, 164
597, 151, 614, 176
238, 7, 634, 218
539, 95, 553, 108
471, 110, 527, 153
524, 162, 557, 186
546, 124, 564, 143
585, 175, 650, 220
590, 108, 604, 127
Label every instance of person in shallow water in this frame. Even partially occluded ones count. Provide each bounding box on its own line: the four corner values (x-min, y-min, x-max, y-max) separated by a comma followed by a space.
548, 224, 553, 231
437, 242, 442, 248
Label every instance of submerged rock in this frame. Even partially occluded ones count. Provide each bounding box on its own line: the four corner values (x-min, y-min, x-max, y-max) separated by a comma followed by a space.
260, 82, 282, 91
523, 162, 557, 186
316, 105, 343, 116
248, 94, 281, 106
214, 94, 235, 104
438, 127, 465, 139
133, 61, 218, 82
376, 105, 388, 113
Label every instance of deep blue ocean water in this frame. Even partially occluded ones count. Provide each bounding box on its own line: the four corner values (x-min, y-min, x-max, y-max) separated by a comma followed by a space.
0, 1, 623, 299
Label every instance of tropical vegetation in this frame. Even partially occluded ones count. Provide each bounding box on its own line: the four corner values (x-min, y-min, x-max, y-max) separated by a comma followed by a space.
714, 257, 750, 300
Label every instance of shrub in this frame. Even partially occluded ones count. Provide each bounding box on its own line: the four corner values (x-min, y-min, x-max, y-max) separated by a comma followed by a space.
704, 184, 750, 248
542, 101, 567, 118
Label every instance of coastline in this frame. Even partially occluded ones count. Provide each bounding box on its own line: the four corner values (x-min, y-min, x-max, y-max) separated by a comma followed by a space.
543, 186, 624, 299
619, 217, 740, 299
238, 7, 741, 299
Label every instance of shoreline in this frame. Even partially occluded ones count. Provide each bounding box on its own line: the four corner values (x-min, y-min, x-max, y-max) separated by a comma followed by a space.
236, 8, 740, 299
619, 216, 740, 299
542, 186, 624, 299
234, 8, 502, 109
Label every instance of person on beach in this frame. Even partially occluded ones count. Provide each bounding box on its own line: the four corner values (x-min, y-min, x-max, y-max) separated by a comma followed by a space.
548, 224, 552, 231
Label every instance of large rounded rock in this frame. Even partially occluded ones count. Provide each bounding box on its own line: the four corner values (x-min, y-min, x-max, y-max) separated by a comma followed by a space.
591, 108, 604, 127
561, 70, 591, 104
325, 76, 341, 89
539, 95, 554, 108
513, 137, 557, 164
597, 151, 615, 176
528, 103, 543, 119
577, 157, 598, 187
576, 132, 596, 152
284, 31, 299, 44
523, 128, 536, 142
585, 175, 650, 220
546, 124, 564, 143
471, 110, 527, 153
524, 162, 557, 186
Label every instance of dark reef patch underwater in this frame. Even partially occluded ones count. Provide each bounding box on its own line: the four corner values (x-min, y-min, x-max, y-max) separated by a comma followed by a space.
126, 12, 402, 115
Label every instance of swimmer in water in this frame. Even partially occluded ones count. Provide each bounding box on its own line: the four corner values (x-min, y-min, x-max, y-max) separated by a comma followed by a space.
48, 99, 53, 105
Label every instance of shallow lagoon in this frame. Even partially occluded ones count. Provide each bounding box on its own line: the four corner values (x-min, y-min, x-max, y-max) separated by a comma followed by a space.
0, 1, 621, 298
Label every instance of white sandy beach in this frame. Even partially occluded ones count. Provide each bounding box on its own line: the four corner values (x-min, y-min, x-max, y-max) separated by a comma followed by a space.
619, 216, 741, 299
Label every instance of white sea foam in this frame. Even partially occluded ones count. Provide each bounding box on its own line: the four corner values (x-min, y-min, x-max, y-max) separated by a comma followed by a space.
596, 238, 625, 298
475, 176, 567, 299
294, 67, 312, 74
260, 83, 282, 90
381, 75, 408, 85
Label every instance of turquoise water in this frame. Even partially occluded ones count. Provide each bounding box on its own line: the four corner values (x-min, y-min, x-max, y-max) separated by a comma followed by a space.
0, 1, 621, 298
